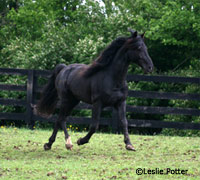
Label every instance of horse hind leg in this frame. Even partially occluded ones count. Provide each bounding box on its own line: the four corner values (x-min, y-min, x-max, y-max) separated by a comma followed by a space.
44, 95, 79, 151
59, 97, 79, 150
44, 119, 60, 150
61, 120, 73, 150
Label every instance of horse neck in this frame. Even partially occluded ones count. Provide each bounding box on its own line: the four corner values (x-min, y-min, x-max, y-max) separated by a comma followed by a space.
109, 47, 130, 84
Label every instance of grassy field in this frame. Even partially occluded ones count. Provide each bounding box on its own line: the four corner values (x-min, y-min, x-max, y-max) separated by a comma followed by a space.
0, 127, 200, 180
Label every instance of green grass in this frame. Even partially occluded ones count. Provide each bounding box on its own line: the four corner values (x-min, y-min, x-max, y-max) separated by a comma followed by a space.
0, 127, 200, 180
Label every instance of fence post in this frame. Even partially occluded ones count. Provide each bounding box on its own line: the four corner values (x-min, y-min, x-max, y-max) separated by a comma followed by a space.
111, 108, 120, 133
26, 70, 34, 129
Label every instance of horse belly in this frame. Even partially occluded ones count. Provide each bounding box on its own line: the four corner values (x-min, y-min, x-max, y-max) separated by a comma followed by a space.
69, 76, 92, 104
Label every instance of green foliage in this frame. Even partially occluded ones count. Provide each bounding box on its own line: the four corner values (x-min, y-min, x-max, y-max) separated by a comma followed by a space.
0, 21, 73, 69
73, 35, 106, 64
1, 0, 200, 71
115, 0, 200, 71
0, 0, 200, 131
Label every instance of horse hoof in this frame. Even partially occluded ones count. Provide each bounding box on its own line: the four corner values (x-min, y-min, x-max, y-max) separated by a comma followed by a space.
126, 144, 136, 151
77, 138, 88, 145
65, 136, 73, 150
66, 144, 73, 150
77, 138, 82, 146
44, 143, 51, 151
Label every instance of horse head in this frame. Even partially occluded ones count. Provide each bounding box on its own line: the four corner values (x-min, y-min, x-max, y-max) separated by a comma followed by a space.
126, 28, 154, 73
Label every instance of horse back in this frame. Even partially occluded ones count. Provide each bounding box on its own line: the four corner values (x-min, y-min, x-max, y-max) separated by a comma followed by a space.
55, 64, 92, 103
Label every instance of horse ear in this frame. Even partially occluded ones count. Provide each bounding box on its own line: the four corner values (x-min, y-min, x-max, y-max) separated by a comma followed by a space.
128, 28, 137, 38
141, 32, 145, 39
132, 31, 138, 38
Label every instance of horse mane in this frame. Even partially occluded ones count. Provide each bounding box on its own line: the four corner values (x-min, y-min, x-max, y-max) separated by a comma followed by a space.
84, 37, 128, 77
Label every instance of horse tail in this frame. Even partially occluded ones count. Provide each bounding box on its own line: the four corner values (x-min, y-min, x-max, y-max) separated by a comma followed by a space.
36, 64, 67, 117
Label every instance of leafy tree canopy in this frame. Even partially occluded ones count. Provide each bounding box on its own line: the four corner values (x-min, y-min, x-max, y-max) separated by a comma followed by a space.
0, 0, 199, 73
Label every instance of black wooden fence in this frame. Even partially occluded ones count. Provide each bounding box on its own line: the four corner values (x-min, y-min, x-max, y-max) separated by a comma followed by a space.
0, 68, 200, 131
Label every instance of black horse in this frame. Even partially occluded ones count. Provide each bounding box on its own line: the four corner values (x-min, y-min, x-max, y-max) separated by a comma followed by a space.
35, 29, 154, 151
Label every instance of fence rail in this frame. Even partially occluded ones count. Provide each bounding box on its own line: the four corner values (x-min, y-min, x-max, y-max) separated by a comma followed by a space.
0, 67, 200, 131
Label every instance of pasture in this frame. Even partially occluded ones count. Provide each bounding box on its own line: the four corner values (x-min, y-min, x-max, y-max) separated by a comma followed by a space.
0, 127, 200, 180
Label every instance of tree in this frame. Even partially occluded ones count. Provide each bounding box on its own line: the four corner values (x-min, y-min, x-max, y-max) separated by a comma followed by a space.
0, 0, 200, 72
0, 0, 199, 128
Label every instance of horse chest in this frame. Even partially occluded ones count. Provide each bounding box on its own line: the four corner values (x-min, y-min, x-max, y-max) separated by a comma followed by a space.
102, 86, 128, 105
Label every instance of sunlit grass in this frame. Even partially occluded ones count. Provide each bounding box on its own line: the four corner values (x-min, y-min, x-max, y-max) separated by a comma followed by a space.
0, 127, 200, 180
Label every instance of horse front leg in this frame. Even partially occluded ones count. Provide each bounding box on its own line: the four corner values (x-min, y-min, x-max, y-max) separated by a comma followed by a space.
117, 101, 135, 151
77, 101, 102, 146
